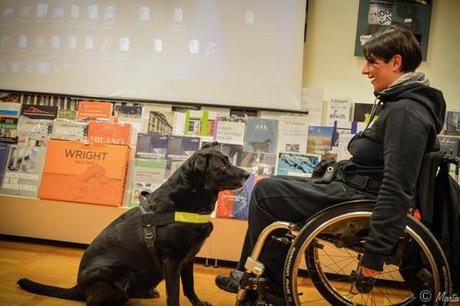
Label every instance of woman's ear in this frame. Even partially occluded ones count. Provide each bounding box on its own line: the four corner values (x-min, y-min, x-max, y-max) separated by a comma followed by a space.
391, 54, 403, 72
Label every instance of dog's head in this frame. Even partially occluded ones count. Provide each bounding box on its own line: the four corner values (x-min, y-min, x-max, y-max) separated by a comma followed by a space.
187, 142, 250, 192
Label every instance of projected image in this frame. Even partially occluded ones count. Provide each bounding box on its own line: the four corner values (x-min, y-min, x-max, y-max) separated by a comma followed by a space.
0, 0, 306, 111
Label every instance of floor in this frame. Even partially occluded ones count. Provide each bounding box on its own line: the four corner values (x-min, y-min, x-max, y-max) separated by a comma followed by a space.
0, 237, 246, 306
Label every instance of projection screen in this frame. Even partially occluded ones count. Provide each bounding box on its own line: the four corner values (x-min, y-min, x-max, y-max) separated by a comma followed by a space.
0, 0, 306, 111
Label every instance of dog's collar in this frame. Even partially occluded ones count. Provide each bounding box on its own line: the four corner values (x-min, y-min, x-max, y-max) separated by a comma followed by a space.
174, 211, 211, 223
139, 205, 211, 224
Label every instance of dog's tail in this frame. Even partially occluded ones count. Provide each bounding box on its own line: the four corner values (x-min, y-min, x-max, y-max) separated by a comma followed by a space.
17, 278, 85, 301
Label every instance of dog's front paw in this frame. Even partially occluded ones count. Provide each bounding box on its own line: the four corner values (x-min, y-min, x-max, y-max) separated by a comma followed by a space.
193, 301, 212, 306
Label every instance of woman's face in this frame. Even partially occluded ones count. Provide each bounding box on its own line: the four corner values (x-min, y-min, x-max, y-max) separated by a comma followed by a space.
361, 55, 402, 93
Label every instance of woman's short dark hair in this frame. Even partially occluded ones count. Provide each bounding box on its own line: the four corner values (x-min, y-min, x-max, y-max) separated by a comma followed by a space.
362, 25, 422, 72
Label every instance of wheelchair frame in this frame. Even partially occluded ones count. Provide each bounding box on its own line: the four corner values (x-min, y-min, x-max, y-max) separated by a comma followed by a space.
235, 153, 458, 306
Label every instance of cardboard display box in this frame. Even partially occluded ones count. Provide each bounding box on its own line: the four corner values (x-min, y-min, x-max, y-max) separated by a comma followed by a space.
39, 139, 130, 206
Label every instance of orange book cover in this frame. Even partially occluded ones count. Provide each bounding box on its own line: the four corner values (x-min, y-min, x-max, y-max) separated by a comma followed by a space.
77, 101, 113, 121
87, 121, 132, 145
39, 140, 130, 206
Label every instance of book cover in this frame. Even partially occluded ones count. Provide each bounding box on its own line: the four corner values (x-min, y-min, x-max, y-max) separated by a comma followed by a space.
201, 142, 243, 166
335, 133, 354, 161
58, 109, 77, 120
115, 105, 143, 119
445, 111, 460, 136
0, 116, 18, 144
0, 143, 11, 185
17, 116, 52, 147
353, 102, 382, 122
184, 110, 217, 137
277, 115, 309, 154
87, 121, 132, 145
438, 135, 460, 156
172, 112, 187, 136
0, 102, 21, 117
77, 101, 113, 121
327, 98, 351, 124
214, 117, 246, 145
0, 145, 46, 197
166, 136, 200, 176
215, 174, 263, 220
135, 133, 168, 160
229, 108, 258, 118
148, 110, 174, 135
240, 152, 276, 176
276, 153, 321, 177
51, 119, 87, 141
20, 104, 58, 120
331, 121, 358, 147
243, 118, 278, 154
39, 140, 131, 206
306, 126, 334, 155
167, 136, 200, 160
128, 159, 167, 208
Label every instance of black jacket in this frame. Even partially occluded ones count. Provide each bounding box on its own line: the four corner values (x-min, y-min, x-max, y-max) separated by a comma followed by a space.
346, 81, 446, 270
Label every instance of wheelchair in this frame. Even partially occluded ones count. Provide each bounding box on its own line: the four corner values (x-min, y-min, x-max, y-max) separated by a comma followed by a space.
235, 154, 459, 306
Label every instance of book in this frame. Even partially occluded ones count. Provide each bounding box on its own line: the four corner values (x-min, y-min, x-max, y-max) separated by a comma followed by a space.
201, 141, 243, 166
0, 143, 11, 185
214, 116, 246, 145
301, 87, 323, 125
20, 104, 58, 120
184, 110, 217, 137
327, 98, 351, 124
438, 135, 460, 156
215, 174, 263, 220
0, 102, 21, 117
445, 111, 460, 136
172, 112, 187, 136
39, 140, 131, 206
127, 159, 167, 207
166, 136, 200, 177
58, 109, 78, 120
147, 110, 174, 135
243, 118, 278, 154
166, 136, 200, 161
240, 152, 276, 176
87, 121, 132, 145
77, 101, 113, 121
331, 121, 358, 147
115, 105, 143, 119
51, 119, 87, 141
0, 145, 46, 197
135, 133, 168, 160
17, 116, 52, 147
0, 116, 18, 144
229, 108, 258, 118
277, 115, 309, 154
276, 153, 321, 177
306, 126, 334, 155
352, 102, 382, 122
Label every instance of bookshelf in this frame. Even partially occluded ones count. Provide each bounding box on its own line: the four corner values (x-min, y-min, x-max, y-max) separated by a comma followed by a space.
0, 195, 247, 262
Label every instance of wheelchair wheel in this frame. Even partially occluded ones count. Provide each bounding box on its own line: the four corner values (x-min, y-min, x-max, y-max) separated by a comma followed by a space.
283, 202, 451, 305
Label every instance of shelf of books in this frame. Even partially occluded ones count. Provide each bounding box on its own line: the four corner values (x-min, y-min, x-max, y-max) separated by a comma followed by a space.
0, 92, 458, 262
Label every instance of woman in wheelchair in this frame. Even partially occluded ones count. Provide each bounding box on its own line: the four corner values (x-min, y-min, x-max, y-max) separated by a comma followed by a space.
216, 25, 449, 305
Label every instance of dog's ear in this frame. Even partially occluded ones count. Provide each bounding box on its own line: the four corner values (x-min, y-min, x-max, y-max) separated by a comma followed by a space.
201, 141, 218, 150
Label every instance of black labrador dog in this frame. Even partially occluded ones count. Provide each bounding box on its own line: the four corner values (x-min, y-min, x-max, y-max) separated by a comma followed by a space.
18, 143, 250, 306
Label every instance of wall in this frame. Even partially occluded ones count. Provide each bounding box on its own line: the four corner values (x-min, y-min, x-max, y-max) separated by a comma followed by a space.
302, 0, 460, 111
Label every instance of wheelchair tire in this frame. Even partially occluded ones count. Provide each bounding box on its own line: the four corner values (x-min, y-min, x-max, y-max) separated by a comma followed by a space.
283, 201, 451, 306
